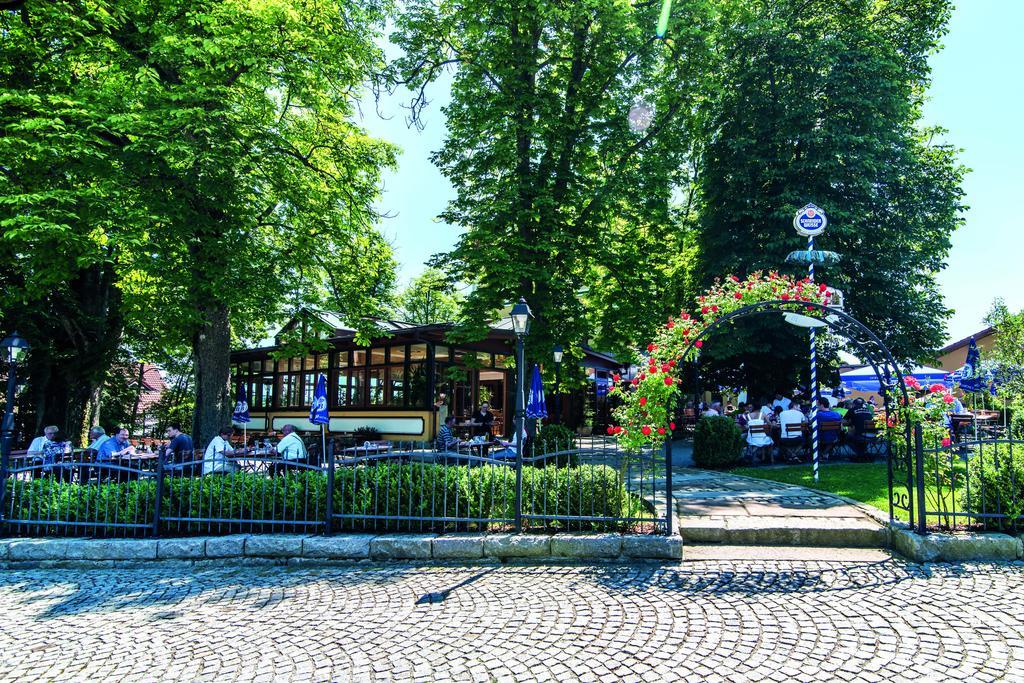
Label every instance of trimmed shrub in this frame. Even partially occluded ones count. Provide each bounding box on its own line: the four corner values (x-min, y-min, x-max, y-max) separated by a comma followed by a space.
2, 463, 650, 535
530, 424, 579, 467
693, 416, 744, 469
965, 445, 1024, 531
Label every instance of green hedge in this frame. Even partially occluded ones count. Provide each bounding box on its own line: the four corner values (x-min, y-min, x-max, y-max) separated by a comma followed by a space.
3, 463, 652, 535
693, 416, 744, 469
965, 445, 1024, 531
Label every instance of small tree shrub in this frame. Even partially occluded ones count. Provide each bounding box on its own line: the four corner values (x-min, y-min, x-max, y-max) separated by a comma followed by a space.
965, 445, 1024, 531
693, 416, 743, 469
530, 424, 579, 467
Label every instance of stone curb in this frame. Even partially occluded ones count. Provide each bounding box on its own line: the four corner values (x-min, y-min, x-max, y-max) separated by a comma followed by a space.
0, 531, 683, 568
890, 528, 1024, 563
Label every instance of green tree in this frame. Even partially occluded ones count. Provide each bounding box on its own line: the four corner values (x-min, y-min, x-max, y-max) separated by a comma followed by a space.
390, 0, 716, 369
690, 0, 966, 386
394, 268, 463, 324
1, 1, 399, 446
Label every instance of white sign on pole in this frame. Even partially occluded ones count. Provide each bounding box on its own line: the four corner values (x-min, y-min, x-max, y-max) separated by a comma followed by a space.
793, 203, 828, 237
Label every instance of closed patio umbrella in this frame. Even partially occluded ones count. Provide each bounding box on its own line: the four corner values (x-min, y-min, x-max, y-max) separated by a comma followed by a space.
526, 365, 548, 419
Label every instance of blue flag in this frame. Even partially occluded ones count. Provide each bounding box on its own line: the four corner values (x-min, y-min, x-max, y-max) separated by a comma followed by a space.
526, 365, 548, 419
231, 384, 251, 424
309, 373, 330, 426
958, 337, 984, 393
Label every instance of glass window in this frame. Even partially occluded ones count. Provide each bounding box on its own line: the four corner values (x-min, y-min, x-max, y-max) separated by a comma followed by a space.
276, 358, 289, 373
389, 345, 406, 365
409, 344, 428, 362
258, 375, 274, 408
276, 374, 298, 408
303, 356, 315, 371
302, 372, 316, 406
494, 354, 510, 368
453, 349, 466, 365
252, 360, 263, 372
370, 347, 386, 366
435, 346, 450, 362
337, 368, 365, 407
334, 351, 350, 368
353, 349, 367, 367
368, 367, 385, 406
407, 363, 429, 409
387, 365, 406, 407
317, 354, 329, 369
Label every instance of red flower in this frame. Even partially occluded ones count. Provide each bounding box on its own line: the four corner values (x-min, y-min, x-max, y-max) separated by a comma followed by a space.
711, 305, 719, 313
695, 340, 703, 349
943, 394, 955, 404
734, 292, 743, 300
661, 364, 671, 373
647, 343, 657, 352
657, 427, 666, 435
819, 283, 828, 292
631, 378, 639, 386
781, 293, 790, 301
729, 275, 739, 283
667, 320, 675, 329
614, 426, 624, 435
612, 373, 620, 383
641, 425, 652, 436
680, 313, 691, 321
669, 422, 676, 430
701, 306, 710, 315
941, 437, 952, 447
639, 397, 648, 407
607, 426, 616, 435
929, 384, 946, 393
664, 376, 673, 386
668, 360, 676, 368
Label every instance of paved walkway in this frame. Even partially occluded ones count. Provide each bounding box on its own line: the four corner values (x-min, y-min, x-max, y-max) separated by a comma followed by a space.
1, 560, 1022, 681
669, 441, 887, 547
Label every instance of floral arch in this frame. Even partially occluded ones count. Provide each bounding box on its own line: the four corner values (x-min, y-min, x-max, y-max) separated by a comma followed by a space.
608, 271, 839, 450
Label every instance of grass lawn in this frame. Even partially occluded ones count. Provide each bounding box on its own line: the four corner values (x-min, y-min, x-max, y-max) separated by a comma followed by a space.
731, 462, 967, 525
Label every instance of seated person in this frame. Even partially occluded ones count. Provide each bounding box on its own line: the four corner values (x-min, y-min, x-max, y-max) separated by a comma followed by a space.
735, 403, 748, 428
843, 398, 876, 460
27, 425, 59, 456
815, 397, 843, 454
744, 407, 773, 459
470, 402, 495, 434
435, 415, 460, 452
769, 406, 784, 425
778, 401, 807, 461
493, 425, 528, 459
203, 427, 239, 475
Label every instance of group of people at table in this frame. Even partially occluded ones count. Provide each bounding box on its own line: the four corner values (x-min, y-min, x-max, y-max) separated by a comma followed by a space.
19, 422, 310, 479
701, 392, 884, 463
434, 401, 525, 459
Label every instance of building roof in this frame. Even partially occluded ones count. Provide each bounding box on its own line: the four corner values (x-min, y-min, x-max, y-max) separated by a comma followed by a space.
938, 326, 996, 356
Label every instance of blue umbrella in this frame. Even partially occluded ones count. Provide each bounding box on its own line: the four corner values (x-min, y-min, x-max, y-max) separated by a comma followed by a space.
526, 364, 548, 419
958, 338, 984, 394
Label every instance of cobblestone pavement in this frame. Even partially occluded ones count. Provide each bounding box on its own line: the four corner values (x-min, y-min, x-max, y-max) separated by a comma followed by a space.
1, 558, 1023, 682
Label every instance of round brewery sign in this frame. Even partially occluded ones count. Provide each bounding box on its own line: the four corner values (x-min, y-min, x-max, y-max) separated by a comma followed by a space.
793, 203, 828, 236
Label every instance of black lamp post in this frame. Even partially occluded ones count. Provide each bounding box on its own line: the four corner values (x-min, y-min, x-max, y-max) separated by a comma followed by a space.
552, 345, 563, 424
1, 331, 29, 502
510, 298, 532, 532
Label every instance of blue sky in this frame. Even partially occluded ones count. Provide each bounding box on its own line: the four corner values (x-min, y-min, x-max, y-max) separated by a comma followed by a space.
360, 2, 1021, 345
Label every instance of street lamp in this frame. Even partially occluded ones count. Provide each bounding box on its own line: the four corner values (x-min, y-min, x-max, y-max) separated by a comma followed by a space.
1, 331, 29, 498
552, 345, 563, 424
510, 298, 532, 532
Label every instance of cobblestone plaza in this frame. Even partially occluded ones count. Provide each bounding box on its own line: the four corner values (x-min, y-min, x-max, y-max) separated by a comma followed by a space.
0, 558, 1022, 681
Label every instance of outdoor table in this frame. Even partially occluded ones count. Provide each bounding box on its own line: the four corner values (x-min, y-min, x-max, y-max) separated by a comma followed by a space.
455, 422, 492, 438
341, 444, 391, 457
226, 454, 286, 474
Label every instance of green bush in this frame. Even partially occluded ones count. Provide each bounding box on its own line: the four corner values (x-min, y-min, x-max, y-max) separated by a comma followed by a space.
3, 463, 650, 535
530, 424, 579, 467
965, 445, 1024, 531
693, 416, 744, 469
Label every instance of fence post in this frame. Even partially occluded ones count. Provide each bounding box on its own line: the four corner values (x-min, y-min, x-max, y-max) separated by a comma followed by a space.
664, 434, 673, 537
152, 452, 164, 538
325, 437, 335, 536
914, 424, 927, 535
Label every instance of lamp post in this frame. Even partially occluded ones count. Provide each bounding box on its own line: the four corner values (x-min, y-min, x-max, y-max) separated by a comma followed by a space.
510, 298, 532, 532
1, 331, 29, 508
552, 345, 563, 424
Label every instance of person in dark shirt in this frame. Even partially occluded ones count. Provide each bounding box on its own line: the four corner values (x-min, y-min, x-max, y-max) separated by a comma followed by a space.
471, 401, 495, 433
843, 398, 876, 461
165, 423, 195, 469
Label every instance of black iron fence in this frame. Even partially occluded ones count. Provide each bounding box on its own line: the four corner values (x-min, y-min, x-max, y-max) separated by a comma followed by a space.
0, 437, 672, 538
911, 424, 1024, 534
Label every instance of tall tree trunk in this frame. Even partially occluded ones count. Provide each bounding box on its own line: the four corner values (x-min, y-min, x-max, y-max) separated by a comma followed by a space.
191, 302, 231, 449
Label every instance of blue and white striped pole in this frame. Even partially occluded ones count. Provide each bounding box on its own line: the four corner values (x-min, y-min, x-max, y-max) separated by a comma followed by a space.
808, 233, 819, 482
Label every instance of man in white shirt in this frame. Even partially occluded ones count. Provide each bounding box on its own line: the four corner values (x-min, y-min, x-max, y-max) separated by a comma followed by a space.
87, 426, 110, 452
27, 425, 58, 454
779, 401, 807, 440
272, 424, 308, 475
771, 393, 792, 411
203, 427, 239, 475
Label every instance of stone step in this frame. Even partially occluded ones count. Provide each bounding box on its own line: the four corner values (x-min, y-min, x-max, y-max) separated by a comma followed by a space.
679, 515, 889, 548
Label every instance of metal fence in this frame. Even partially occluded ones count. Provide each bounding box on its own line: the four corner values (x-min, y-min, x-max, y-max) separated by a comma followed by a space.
912, 424, 1023, 534
0, 436, 672, 538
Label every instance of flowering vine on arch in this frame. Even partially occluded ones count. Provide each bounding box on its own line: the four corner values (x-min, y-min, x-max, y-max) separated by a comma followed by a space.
608, 271, 833, 450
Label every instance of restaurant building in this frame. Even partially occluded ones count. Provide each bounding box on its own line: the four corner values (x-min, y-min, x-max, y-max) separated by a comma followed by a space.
229, 313, 623, 441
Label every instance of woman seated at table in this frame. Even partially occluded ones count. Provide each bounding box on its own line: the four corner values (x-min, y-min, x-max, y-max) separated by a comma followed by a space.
492, 425, 528, 460
744, 407, 773, 460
